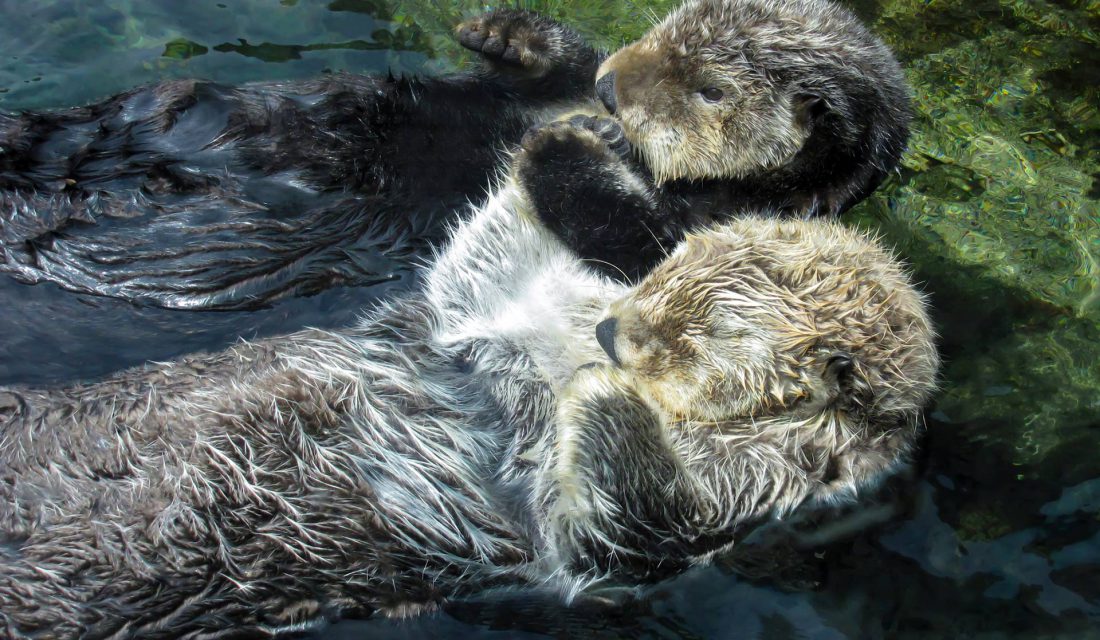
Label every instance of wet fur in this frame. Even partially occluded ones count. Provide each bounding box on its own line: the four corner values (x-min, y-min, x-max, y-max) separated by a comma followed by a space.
0, 141, 937, 636
523, 0, 912, 280
0, 11, 600, 311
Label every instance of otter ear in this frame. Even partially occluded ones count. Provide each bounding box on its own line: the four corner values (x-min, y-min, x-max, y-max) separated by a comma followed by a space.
824, 353, 854, 397
796, 92, 830, 125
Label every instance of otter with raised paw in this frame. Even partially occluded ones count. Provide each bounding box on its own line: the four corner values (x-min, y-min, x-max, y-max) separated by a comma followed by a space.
1, 0, 908, 312
523, 0, 912, 280
0, 117, 938, 636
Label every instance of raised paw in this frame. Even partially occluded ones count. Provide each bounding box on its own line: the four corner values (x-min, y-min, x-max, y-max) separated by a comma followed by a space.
517, 118, 624, 173
513, 114, 660, 283
517, 115, 638, 183
456, 9, 561, 77
565, 115, 632, 160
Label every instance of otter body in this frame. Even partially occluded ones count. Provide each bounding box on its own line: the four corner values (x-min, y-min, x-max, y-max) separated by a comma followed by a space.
0, 120, 938, 637
0, 10, 600, 385
2, 0, 909, 313
0, 11, 600, 311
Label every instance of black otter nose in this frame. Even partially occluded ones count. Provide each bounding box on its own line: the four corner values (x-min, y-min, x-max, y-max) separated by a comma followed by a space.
595, 318, 620, 365
596, 72, 617, 115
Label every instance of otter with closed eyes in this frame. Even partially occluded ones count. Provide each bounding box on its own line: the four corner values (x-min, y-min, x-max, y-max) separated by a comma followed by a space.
0, 117, 937, 637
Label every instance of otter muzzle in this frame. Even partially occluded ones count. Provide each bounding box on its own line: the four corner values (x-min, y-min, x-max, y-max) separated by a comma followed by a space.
595, 318, 620, 365
596, 72, 618, 115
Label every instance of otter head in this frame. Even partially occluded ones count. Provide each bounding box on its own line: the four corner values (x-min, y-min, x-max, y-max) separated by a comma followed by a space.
596, 0, 911, 211
595, 217, 939, 434
543, 219, 938, 578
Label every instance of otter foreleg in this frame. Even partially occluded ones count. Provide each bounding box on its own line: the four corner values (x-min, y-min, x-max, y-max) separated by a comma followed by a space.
534, 364, 711, 582
456, 10, 603, 99
515, 117, 667, 282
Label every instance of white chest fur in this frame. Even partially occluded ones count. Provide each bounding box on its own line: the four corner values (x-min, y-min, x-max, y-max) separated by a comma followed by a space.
426, 182, 622, 393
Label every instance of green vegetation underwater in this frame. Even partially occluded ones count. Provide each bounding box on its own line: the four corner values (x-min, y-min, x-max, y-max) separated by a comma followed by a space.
0, 0, 1098, 637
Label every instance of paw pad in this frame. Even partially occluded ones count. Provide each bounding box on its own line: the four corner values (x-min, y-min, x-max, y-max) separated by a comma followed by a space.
457, 10, 552, 74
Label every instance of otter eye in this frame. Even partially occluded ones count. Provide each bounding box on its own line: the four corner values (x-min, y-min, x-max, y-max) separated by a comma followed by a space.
700, 87, 724, 103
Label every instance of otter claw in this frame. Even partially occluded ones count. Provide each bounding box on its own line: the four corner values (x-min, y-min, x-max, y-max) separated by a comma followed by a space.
565, 115, 632, 159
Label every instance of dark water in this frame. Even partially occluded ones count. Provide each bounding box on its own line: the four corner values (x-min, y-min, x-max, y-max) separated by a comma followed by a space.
1, 0, 1099, 638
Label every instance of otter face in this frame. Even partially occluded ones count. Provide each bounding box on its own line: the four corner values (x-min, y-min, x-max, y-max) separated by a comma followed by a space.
594, 218, 939, 427
545, 219, 937, 577
595, 243, 811, 424
596, 0, 903, 187
597, 37, 810, 185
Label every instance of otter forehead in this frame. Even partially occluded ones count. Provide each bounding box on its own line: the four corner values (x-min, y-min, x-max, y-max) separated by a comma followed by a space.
649, 218, 928, 331
657, 0, 869, 60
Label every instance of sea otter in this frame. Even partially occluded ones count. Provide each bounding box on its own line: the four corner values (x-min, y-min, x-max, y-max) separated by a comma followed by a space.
0, 119, 938, 637
524, 0, 913, 279
0, 0, 908, 313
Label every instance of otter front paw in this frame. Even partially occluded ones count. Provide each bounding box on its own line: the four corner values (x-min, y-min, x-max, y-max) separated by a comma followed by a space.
457, 10, 579, 79
515, 116, 661, 281
518, 116, 635, 177
521, 115, 633, 164
546, 364, 698, 579
561, 363, 650, 409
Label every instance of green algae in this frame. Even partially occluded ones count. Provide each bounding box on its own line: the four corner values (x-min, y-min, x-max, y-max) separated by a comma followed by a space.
162, 38, 208, 60
957, 508, 1015, 542
844, 0, 1100, 468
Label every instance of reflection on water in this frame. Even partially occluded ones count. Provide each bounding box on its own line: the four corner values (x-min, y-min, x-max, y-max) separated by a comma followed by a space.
1, 0, 1098, 637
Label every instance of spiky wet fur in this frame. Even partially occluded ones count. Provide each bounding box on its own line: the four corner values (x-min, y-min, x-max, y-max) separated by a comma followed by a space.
0, 145, 937, 636
524, 0, 912, 279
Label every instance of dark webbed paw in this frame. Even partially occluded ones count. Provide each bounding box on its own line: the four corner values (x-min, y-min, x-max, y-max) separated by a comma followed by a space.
457, 10, 574, 78
515, 115, 662, 282
515, 115, 646, 240
518, 116, 632, 172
